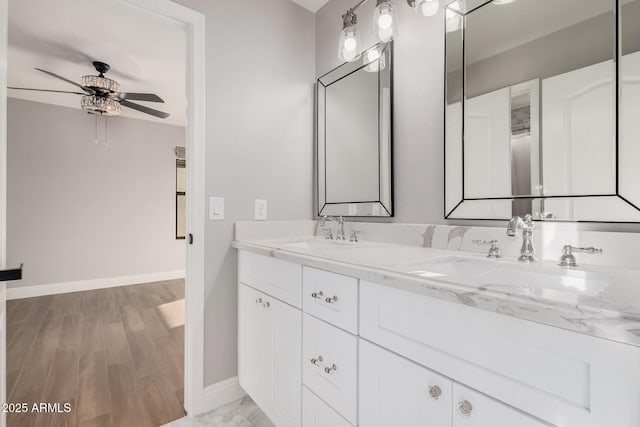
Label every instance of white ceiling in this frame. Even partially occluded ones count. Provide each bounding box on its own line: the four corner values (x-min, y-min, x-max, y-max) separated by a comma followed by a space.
289, 0, 331, 13
7, 0, 187, 126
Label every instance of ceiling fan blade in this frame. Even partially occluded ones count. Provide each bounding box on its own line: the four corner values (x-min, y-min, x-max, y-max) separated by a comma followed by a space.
119, 92, 165, 103
8, 87, 85, 95
35, 68, 89, 92
120, 99, 170, 119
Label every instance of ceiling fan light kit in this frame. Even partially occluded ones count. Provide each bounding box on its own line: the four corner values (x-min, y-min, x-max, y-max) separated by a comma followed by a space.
8, 60, 170, 119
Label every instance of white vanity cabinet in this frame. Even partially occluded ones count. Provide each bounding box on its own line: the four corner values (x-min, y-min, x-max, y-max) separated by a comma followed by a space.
237, 253, 302, 427
237, 250, 640, 427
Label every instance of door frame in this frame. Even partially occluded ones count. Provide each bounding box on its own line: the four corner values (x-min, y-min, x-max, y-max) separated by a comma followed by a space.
113, 0, 207, 416
0, 0, 208, 417
0, 0, 8, 424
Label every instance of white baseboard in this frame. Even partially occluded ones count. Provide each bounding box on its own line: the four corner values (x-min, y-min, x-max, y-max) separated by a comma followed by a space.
199, 377, 247, 415
7, 270, 186, 300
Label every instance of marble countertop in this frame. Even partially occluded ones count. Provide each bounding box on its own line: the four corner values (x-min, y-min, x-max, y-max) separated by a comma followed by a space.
232, 236, 640, 348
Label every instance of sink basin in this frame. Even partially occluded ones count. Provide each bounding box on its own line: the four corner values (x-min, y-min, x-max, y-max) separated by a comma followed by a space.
281, 239, 350, 250
408, 256, 612, 296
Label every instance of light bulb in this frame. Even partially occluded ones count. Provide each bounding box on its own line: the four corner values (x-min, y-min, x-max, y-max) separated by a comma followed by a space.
344, 36, 357, 52
419, 0, 440, 17
378, 13, 393, 30
373, 0, 398, 42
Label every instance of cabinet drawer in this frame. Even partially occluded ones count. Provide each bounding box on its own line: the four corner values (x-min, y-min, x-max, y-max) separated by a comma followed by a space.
360, 280, 640, 427
303, 267, 358, 334
303, 314, 358, 424
303, 387, 354, 427
453, 383, 547, 427
239, 250, 302, 308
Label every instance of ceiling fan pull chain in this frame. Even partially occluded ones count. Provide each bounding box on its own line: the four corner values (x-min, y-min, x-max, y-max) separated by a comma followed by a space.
94, 114, 99, 144
104, 117, 109, 147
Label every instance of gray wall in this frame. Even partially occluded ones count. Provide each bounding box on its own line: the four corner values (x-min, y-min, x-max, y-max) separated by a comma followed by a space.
316, 0, 445, 224
173, 0, 315, 386
7, 98, 186, 287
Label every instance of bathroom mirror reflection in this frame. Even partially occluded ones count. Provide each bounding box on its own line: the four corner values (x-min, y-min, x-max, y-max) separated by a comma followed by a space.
317, 42, 393, 217
445, 0, 640, 222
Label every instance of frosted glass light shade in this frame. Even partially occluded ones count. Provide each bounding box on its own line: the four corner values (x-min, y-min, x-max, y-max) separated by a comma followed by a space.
373, 1, 398, 42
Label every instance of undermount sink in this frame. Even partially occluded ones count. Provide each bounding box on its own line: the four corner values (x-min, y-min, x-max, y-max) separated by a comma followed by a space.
408, 256, 612, 297
281, 239, 351, 250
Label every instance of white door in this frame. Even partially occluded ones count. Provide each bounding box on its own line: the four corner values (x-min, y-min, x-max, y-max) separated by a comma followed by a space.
453, 383, 547, 427
265, 295, 301, 427
0, 0, 9, 424
238, 284, 269, 407
359, 339, 453, 427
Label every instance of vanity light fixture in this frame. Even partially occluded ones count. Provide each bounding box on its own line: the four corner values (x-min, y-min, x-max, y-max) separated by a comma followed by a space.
416, 0, 440, 17
339, 9, 361, 62
338, 0, 439, 61
373, 0, 399, 42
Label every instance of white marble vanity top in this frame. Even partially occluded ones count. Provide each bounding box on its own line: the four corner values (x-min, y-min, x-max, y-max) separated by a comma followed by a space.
232, 233, 640, 348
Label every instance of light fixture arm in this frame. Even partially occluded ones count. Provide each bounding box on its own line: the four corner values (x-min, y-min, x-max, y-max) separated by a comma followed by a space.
349, 0, 371, 13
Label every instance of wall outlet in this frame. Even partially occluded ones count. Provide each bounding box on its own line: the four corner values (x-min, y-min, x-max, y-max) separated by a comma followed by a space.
255, 199, 267, 221
209, 197, 224, 220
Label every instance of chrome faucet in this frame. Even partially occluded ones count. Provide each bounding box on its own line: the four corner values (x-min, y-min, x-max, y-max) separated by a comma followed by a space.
507, 214, 537, 263
320, 216, 346, 241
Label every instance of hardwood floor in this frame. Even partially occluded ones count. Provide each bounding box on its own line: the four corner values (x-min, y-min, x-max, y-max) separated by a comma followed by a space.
6, 280, 185, 427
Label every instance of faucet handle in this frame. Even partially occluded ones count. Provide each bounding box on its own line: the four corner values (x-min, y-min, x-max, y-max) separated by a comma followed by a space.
559, 245, 603, 267
473, 240, 502, 259
349, 230, 361, 243
322, 227, 334, 240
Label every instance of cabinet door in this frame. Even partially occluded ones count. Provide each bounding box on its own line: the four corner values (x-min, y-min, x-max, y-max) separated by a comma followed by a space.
238, 284, 270, 406
359, 339, 452, 427
453, 383, 548, 427
303, 387, 354, 427
265, 295, 302, 427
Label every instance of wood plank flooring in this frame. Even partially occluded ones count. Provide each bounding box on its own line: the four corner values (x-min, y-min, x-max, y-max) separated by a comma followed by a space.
6, 280, 185, 427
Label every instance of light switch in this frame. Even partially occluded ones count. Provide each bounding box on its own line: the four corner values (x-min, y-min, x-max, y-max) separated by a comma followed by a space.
209, 197, 224, 220
255, 199, 267, 221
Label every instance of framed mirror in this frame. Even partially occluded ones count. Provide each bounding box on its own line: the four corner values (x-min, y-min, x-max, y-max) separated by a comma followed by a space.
317, 42, 393, 217
445, 0, 640, 222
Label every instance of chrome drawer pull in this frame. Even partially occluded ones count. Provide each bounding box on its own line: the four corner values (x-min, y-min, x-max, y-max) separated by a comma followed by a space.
311, 291, 324, 299
325, 295, 339, 304
427, 385, 442, 400
324, 364, 338, 374
457, 400, 473, 417
310, 356, 324, 365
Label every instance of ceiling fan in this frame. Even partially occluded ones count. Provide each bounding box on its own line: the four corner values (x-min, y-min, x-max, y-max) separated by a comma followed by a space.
8, 61, 170, 119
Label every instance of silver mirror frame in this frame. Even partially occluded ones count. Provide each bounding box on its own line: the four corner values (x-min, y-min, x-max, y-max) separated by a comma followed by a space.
317, 42, 394, 218
444, 0, 640, 223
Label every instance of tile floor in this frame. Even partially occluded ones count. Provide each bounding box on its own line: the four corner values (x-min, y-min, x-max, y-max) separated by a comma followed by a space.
163, 397, 274, 427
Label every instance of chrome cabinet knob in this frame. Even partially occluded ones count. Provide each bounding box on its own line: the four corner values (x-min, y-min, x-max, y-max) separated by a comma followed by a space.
427, 385, 442, 400
325, 295, 338, 304
310, 355, 323, 365
324, 364, 338, 374
457, 400, 473, 417
311, 291, 324, 299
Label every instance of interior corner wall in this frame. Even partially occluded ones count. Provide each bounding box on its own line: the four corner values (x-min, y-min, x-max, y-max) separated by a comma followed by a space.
172, 0, 316, 387
316, 0, 446, 224
7, 98, 186, 288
